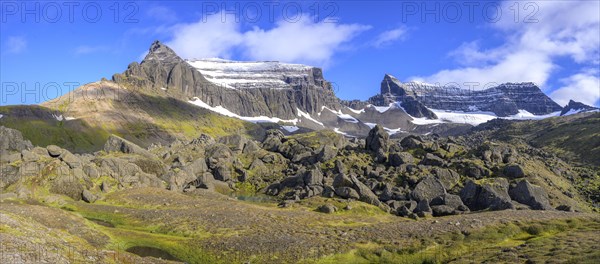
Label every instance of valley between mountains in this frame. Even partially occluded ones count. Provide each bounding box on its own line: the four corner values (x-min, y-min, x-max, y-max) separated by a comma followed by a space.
1, 41, 599, 263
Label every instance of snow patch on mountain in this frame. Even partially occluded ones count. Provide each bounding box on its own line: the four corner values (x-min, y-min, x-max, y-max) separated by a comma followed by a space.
371, 103, 395, 113
187, 58, 313, 89
297, 108, 324, 127
334, 127, 354, 137
364, 123, 377, 129
281, 126, 300, 133
346, 107, 365, 114
189, 97, 298, 124
505, 110, 561, 120
321, 106, 359, 123
561, 108, 599, 116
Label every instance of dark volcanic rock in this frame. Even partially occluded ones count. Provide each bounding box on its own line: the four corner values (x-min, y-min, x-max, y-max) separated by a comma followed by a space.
430, 193, 469, 216
503, 164, 526, 178
420, 153, 445, 167
460, 179, 514, 211
389, 152, 414, 166
317, 204, 337, 214
432, 168, 460, 190
335, 187, 360, 200
411, 176, 446, 202
509, 180, 553, 210
365, 125, 389, 163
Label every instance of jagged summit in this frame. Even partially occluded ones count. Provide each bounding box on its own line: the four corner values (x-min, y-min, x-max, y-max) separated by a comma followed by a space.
142, 40, 181, 63
560, 100, 599, 116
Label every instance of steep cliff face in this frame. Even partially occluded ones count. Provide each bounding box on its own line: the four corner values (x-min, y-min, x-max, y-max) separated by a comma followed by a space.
373, 75, 562, 117
112, 41, 341, 120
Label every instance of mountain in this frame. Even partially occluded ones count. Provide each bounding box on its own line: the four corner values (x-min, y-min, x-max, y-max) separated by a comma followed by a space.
371, 74, 563, 117
112, 41, 341, 123
560, 100, 599, 116
0, 40, 586, 149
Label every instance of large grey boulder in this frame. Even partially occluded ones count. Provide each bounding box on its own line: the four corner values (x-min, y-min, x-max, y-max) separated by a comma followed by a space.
218, 134, 248, 152
411, 175, 446, 202
317, 204, 337, 214
333, 173, 354, 188
318, 145, 338, 162
509, 180, 553, 210
82, 189, 98, 203
213, 165, 232, 182
262, 129, 285, 152
420, 153, 445, 167
414, 199, 432, 217
430, 193, 469, 216
46, 145, 64, 157
0, 126, 33, 152
346, 175, 389, 211
335, 187, 360, 200
103, 135, 154, 158
399, 135, 422, 149
60, 151, 82, 169
432, 168, 460, 190
303, 168, 324, 186
503, 164, 526, 178
460, 179, 513, 211
388, 152, 414, 167
365, 125, 389, 163
205, 144, 234, 169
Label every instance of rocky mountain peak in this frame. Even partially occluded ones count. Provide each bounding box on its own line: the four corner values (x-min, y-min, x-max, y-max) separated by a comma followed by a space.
560, 100, 599, 116
143, 40, 181, 64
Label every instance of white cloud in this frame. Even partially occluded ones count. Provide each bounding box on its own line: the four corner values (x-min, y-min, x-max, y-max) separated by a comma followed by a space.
5, 36, 27, 54
550, 70, 600, 107
166, 13, 244, 60
166, 12, 369, 66
243, 17, 370, 65
412, 0, 600, 93
372, 27, 407, 48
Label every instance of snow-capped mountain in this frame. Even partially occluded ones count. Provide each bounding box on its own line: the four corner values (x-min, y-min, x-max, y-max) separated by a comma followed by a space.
560, 100, 599, 116
112, 41, 341, 122
84, 41, 595, 137
364, 74, 563, 118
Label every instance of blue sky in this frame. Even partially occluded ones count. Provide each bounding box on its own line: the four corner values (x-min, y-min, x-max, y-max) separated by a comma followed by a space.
2, 0, 599, 106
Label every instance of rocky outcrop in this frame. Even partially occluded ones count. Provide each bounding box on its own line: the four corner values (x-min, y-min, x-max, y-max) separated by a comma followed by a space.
460, 179, 514, 211
0, 126, 33, 152
104, 135, 155, 158
411, 176, 446, 203
365, 125, 389, 162
509, 180, 553, 210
